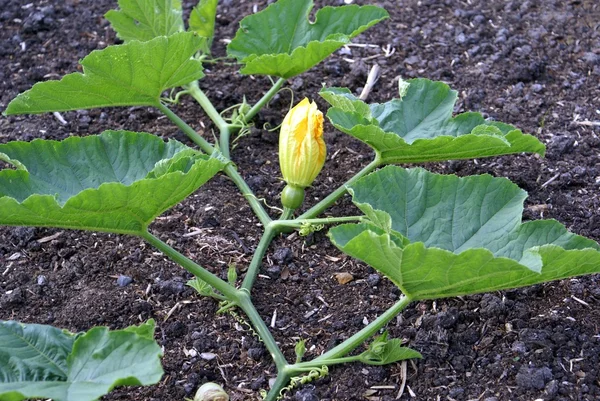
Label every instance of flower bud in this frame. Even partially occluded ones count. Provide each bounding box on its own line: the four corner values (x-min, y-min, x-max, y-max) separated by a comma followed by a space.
278, 98, 326, 203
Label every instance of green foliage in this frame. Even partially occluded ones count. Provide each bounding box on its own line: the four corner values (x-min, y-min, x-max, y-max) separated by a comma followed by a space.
189, 0, 219, 54
329, 167, 600, 300
0, 320, 163, 401
227, 0, 388, 78
320, 79, 546, 163
294, 340, 307, 363
105, 0, 184, 42
359, 332, 422, 365
187, 277, 214, 296
2, 0, 598, 399
0, 322, 76, 383
0, 131, 225, 235
4, 32, 204, 115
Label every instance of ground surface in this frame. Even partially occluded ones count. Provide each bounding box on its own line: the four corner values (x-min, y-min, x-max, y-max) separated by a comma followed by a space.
1, 0, 600, 400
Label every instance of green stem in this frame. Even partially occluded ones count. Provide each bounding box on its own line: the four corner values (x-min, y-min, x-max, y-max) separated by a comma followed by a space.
157, 103, 272, 226
241, 227, 276, 291
224, 164, 272, 227
264, 372, 291, 401
272, 216, 364, 230
279, 207, 295, 221
185, 81, 234, 159
186, 81, 229, 130
297, 157, 381, 220
142, 231, 288, 375
289, 356, 360, 373
314, 295, 412, 362
236, 290, 288, 371
156, 102, 215, 154
220, 125, 232, 159
244, 77, 287, 124
141, 231, 237, 299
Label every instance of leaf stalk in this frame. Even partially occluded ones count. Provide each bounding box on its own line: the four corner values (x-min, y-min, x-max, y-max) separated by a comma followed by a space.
314, 295, 413, 362
297, 156, 381, 220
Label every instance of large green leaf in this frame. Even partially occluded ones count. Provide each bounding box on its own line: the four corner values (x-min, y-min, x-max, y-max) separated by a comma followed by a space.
0, 131, 225, 235
0, 320, 162, 401
328, 167, 600, 300
320, 79, 546, 163
4, 32, 204, 115
226, 0, 388, 78
105, 0, 184, 42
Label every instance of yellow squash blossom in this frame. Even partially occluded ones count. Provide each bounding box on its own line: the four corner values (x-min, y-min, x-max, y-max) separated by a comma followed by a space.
278, 98, 326, 209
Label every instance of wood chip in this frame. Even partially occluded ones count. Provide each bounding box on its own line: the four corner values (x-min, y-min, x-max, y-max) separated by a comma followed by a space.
334, 272, 354, 285
37, 231, 63, 243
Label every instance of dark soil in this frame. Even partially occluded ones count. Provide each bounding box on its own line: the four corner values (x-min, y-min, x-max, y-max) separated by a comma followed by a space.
1, 0, 600, 400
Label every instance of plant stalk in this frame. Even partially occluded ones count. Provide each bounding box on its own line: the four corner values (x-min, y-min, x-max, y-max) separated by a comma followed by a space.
314, 295, 412, 362
279, 206, 295, 221
141, 231, 237, 299
157, 103, 272, 227
185, 81, 234, 159
236, 290, 288, 371
224, 164, 273, 227
241, 227, 276, 291
297, 157, 381, 220
243, 77, 287, 124
156, 102, 215, 154
186, 81, 230, 131
142, 231, 288, 375
264, 371, 291, 401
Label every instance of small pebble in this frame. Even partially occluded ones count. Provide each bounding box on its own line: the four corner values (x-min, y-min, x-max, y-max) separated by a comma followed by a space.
116, 275, 133, 287
366, 273, 380, 286
37, 275, 48, 286
294, 385, 319, 401
248, 347, 265, 361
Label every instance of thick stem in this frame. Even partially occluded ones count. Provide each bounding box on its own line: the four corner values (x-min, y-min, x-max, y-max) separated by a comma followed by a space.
297, 157, 381, 220
156, 102, 214, 154
314, 295, 412, 362
219, 124, 232, 159
237, 290, 288, 371
141, 231, 237, 299
224, 164, 272, 227
244, 77, 287, 124
263, 372, 291, 401
241, 227, 276, 291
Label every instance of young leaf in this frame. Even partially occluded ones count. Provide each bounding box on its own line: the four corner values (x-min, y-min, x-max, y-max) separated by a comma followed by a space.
187, 277, 215, 297
0, 320, 163, 401
329, 166, 600, 300
105, 0, 184, 42
4, 32, 204, 115
0, 131, 225, 235
227, 0, 388, 78
360, 339, 422, 365
189, 0, 218, 54
295, 339, 307, 363
320, 79, 546, 163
